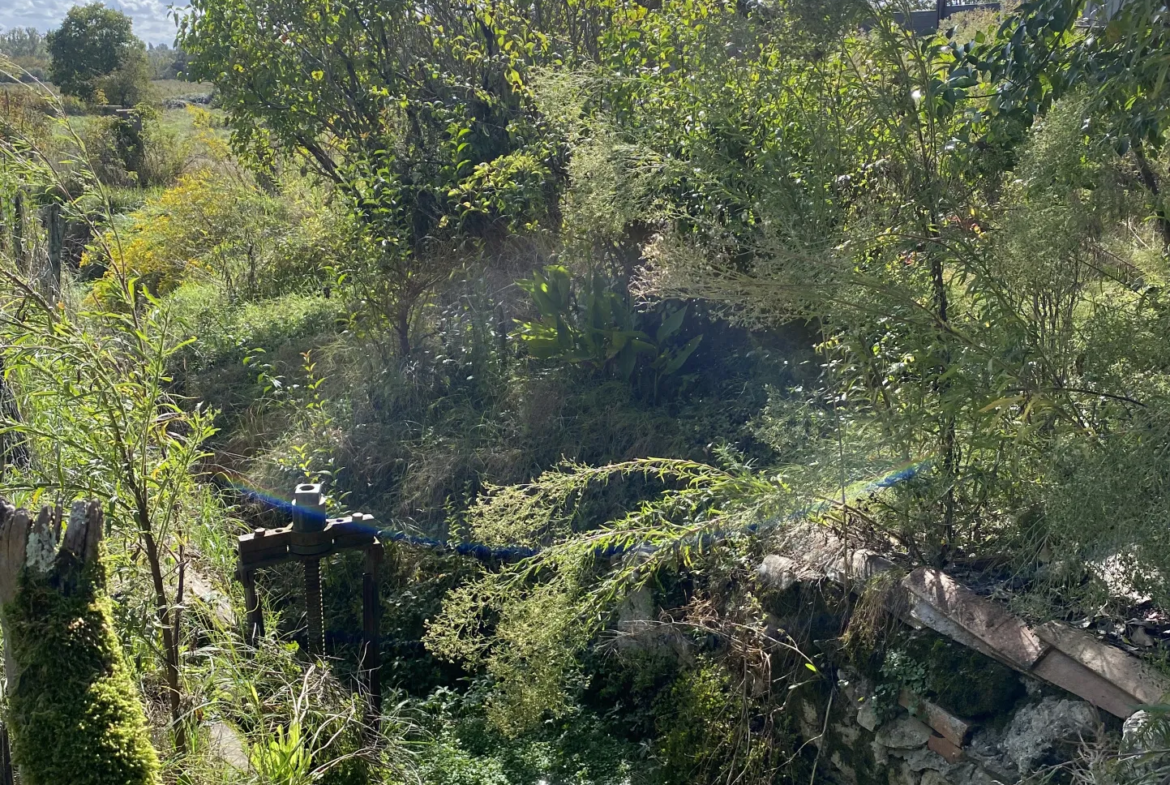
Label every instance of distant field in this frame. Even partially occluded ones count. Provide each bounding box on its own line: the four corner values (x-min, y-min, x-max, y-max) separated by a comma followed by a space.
0, 79, 212, 102
152, 79, 213, 101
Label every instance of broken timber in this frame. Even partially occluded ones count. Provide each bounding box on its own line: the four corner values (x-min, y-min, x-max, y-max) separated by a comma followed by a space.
902, 568, 1170, 719
765, 525, 1170, 721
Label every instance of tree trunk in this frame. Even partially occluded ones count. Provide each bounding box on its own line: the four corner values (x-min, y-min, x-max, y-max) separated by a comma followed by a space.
0, 357, 29, 472
0, 499, 160, 785
930, 242, 957, 567
396, 306, 411, 358
1132, 140, 1170, 251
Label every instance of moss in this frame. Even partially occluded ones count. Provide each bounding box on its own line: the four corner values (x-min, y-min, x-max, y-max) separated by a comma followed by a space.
4, 556, 160, 785
902, 632, 1024, 719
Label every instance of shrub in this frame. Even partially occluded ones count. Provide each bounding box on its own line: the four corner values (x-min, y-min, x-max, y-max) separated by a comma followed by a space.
77, 106, 183, 189
86, 167, 359, 305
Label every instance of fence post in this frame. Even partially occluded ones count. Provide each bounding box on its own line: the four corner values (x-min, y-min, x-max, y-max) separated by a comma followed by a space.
43, 203, 62, 296
361, 542, 384, 726
0, 723, 13, 785
12, 191, 24, 272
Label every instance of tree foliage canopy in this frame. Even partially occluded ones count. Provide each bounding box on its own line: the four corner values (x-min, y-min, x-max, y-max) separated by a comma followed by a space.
47, 2, 149, 105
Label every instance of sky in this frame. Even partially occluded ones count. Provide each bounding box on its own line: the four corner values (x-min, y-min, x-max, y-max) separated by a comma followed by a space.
2, 1, 188, 46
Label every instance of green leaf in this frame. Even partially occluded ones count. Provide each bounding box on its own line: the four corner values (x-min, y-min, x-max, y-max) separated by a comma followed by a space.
656, 306, 687, 343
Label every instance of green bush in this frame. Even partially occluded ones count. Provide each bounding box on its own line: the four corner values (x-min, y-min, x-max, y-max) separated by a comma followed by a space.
168, 284, 346, 425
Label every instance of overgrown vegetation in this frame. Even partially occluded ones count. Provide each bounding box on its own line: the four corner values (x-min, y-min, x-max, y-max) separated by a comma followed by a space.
3, 0, 1170, 781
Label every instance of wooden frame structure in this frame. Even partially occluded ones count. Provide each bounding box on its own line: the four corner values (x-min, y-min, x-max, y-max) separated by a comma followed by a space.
236, 484, 384, 719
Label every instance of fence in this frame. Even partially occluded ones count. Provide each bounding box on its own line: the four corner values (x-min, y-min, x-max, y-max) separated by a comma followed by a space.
0, 187, 71, 297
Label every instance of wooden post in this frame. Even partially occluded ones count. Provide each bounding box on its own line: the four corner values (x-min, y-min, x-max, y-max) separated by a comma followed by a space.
11, 191, 24, 272
241, 568, 264, 647
43, 204, 62, 297
361, 542, 384, 725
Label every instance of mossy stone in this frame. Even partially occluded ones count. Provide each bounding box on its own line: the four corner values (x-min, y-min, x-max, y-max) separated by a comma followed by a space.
905, 633, 1024, 719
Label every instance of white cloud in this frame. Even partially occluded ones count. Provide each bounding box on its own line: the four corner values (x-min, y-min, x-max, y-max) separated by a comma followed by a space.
1, 0, 189, 45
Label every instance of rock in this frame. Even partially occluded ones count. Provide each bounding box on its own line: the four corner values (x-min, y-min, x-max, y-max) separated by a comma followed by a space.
207, 720, 249, 771
1002, 697, 1097, 774
876, 717, 932, 750
895, 746, 949, 772
836, 721, 861, 745
857, 700, 881, 731
963, 727, 1016, 781
1123, 710, 1153, 751
1120, 709, 1170, 781
757, 554, 815, 590
1090, 552, 1153, 605
1130, 626, 1156, 648
887, 760, 920, 785
799, 699, 822, 747
830, 751, 858, 784
614, 588, 689, 657
937, 762, 1001, 785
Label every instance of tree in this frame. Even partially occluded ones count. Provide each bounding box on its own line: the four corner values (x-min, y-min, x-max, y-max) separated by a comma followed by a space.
47, 3, 149, 105
0, 27, 50, 82
178, 0, 596, 355
959, 0, 1170, 246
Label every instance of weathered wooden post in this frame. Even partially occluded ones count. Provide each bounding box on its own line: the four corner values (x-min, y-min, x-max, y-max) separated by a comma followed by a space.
42, 203, 62, 297
0, 499, 160, 785
11, 191, 24, 272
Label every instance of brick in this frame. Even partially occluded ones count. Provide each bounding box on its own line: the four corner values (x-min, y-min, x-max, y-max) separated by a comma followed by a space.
927, 732, 964, 764
899, 690, 972, 746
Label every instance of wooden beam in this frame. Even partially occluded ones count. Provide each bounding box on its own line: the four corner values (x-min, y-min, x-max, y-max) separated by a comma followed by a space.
903, 568, 1048, 671
1034, 622, 1170, 706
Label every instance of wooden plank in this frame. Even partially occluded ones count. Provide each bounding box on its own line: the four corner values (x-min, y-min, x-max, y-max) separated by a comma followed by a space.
1034, 622, 1170, 707
1032, 649, 1144, 718
899, 690, 972, 746
238, 527, 291, 557
903, 568, 1048, 670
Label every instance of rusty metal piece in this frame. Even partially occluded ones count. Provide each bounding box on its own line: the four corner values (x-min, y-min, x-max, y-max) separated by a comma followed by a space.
241, 568, 263, 647
291, 483, 330, 557
235, 487, 382, 712
304, 557, 324, 656
291, 484, 328, 656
